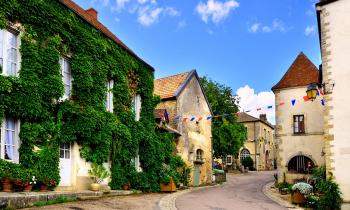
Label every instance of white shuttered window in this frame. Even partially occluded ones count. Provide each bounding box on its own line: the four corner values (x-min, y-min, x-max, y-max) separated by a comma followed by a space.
0, 29, 20, 76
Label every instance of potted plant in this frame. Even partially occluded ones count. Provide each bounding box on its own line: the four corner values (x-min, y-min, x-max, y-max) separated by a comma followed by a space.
1, 176, 13, 192
24, 176, 37, 192
291, 182, 313, 205
39, 178, 56, 192
88, 163, 110, 191
160, 175, 176, 192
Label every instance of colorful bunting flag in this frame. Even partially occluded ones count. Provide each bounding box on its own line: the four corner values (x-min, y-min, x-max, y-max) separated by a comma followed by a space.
303, 96, 309, 102
206, 116, 212, 120
257, 108, 262, 111
174, 116, 181, 121
182, 118, 188, 122
267, 106, 273, 109
279, 102, 285, 106
321, 99, 325, 106
291, 99, 296, 106
190, 117, 196, 122
197, 117, 203, 121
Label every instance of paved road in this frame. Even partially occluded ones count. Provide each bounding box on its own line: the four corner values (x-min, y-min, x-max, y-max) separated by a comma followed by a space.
176, 171, 286, 210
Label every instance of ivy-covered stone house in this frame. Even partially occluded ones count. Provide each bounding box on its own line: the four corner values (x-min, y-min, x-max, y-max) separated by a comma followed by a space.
154, 70, 213, 186
0, 0, 184, 192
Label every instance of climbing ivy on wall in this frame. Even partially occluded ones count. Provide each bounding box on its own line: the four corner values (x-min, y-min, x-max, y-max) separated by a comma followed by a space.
0, 0, 184, 191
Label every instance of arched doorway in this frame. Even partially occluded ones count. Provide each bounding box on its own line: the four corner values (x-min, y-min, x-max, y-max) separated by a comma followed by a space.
239, 148, 250, 161
287, 155, 315, 174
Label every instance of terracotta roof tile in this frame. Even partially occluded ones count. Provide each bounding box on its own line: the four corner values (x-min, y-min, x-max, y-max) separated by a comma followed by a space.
272, 52, 319, 90
154, 71, 191, 99
59, 0, 153, 70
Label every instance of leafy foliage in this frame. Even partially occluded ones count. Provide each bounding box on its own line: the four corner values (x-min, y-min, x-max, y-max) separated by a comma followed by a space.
241, 156, 254, 169
88, 163, 110, 184
200, 77, 246, 158
0, 0, 184, 191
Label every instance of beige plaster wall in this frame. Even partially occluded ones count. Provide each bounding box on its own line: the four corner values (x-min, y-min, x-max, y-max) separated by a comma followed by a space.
274, 87, 324, 183
240, 121, 275, 170
319, 0, 350, 201
176, 76, 213, 185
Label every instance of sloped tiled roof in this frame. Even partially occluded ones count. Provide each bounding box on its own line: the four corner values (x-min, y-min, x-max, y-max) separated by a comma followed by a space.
154, 71, 191, 99
317, 0, 338, 6
237, 112, 274, 129
59, 0, 153, 70
272, 52, 319, 91
237, 112, 259, 123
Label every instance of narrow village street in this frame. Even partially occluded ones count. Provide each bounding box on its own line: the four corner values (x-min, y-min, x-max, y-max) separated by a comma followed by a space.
176, 171, 285, 210
25, 171, 284, 210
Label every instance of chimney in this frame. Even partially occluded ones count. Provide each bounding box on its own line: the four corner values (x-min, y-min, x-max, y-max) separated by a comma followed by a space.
259, 114, 267, 122
86, 8, 98, 20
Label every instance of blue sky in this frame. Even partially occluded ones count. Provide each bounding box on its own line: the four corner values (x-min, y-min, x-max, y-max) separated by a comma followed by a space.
75, 0, 320, 123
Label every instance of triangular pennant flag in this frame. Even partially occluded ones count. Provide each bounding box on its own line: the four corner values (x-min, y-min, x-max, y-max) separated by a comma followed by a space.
303, 96, 309, 102
190, 117, 196, 122
320, 89, 324, 96
206, 116, 212, 120
174, 116, 181, 121
246, 110, 251, 113
267, 105, 273, 109
182, 118, 188, 122
197, 117, 203, 121
279, 102, 285, 106
257, 108, 262, 111
316, 91, 320, 96
291, 99, 296, 106
164, 113, 169, 117
321, 99, 325, 106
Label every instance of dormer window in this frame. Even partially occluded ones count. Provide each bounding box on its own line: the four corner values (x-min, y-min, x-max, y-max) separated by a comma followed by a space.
0, 29, 20, 76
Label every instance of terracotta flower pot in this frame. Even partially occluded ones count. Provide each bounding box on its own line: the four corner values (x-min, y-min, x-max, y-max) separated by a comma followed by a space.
291, 190, 306, 204
90, 183, 100, 191
122, 184, 130, 191
2, 181, 12, 192
40, 184, 49, 192
23, 185, 33, 192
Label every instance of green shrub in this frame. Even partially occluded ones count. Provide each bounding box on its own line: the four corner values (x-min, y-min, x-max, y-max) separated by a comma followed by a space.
311, 165, 343, 210
241, 156, 254, 169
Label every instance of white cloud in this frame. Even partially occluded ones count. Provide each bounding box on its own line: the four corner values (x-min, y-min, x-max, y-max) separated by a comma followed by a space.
236, 85, 275, 124
305, 25, 316, 36
195, 0, 239, 24
137, 0, 156, 4
262, 26, 272, 33
90, 0, 110, 7
177, 20, 187, 30
248, 23, 260, 33
137, 6, 163, 26
250, 19, 290, 33
137, 6, 180, 26
112, 0, 130, 11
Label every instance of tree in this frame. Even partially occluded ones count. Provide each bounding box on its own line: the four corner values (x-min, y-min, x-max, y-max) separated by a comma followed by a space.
201, 76, 246, 158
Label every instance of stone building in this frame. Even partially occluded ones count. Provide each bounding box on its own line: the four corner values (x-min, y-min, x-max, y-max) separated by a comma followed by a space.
272, 52, 325, 183
236, 112, 275, 171
317, 0, 350, 201
154, 70, 213, 186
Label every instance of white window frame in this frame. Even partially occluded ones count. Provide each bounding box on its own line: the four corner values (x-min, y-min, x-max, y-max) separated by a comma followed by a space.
132, 94, 142, 121
0, 28, 21, 77
106, 80, 114, 112
240, 149, 250, 161
226, 155, 233, 165
131, 148, 142, 172
0, 117, 20, 163
59, 56, 72, 100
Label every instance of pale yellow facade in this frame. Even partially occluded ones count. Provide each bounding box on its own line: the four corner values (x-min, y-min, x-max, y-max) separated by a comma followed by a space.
156, 75, 213, 186
238, 115, 275, 171
274, 87, 325, 183
317, 0, 350, 201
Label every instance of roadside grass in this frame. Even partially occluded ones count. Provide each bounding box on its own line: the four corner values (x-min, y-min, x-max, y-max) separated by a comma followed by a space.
33, 196, 77, 207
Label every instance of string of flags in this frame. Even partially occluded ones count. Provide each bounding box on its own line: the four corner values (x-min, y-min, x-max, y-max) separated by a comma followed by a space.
157, 91, 325, 123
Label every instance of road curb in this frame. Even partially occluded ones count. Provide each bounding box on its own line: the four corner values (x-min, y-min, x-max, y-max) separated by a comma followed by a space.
262, 182, 303, 209
158, 184, 221, 210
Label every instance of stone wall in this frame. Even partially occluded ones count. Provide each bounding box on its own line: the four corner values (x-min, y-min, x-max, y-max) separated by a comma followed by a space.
318, 0, 350, 201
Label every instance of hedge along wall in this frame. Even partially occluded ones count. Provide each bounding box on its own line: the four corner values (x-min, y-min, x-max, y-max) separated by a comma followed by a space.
0, 0, 183, 191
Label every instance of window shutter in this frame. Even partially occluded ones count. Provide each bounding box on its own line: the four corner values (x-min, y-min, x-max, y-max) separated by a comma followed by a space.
0, 30, 3, 69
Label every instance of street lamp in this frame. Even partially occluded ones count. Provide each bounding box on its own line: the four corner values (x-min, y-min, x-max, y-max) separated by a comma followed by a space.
306, 83, 318, 101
